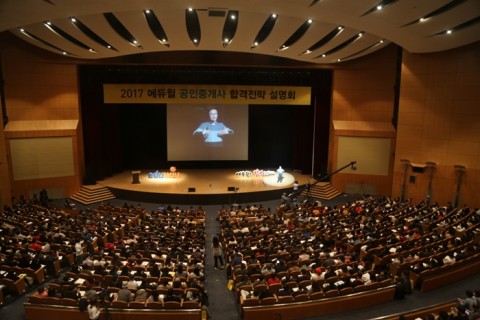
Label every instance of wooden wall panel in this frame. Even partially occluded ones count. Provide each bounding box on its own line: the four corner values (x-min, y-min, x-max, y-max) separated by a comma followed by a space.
0, 100, 11, 207
329, 45, 397, 196
0, 36, 82, 205
393, 42, 480, 207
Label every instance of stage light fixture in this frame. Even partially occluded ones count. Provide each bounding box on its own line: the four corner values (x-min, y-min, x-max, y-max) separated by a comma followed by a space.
350, 161, 357, 170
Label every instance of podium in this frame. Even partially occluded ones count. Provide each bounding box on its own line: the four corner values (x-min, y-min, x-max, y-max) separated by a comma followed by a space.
131, 171, 141, 184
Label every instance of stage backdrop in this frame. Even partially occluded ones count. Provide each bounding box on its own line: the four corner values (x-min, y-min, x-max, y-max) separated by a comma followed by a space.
79, 65, 332, 184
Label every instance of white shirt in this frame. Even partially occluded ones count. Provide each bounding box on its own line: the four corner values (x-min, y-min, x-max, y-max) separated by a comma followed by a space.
87, 304, 101, 320
75, 241, 83, 256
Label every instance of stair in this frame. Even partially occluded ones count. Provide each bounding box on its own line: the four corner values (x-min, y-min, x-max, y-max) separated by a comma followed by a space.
70, 184, 116, 205
301, 181, 342, 200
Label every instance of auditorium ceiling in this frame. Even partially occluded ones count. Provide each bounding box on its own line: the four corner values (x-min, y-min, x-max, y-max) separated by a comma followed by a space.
0, 0, 479, 64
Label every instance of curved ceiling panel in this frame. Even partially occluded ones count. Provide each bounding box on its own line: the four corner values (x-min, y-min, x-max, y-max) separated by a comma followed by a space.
0, 0, 478, 64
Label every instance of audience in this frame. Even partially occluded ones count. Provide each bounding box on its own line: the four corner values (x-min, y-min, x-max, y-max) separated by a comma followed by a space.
1, 194, 478, 320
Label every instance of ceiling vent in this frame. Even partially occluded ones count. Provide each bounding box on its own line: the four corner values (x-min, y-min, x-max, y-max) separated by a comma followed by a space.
208, 8, 227, 17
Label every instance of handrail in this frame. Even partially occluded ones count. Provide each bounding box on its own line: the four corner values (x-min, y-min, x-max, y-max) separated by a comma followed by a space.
289, 161, 356, 198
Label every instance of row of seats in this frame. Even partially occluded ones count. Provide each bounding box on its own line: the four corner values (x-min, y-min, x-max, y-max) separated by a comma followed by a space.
28, 295, 201, 309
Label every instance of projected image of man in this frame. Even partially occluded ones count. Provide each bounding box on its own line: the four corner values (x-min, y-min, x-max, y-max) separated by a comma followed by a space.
193, 108, 234, 143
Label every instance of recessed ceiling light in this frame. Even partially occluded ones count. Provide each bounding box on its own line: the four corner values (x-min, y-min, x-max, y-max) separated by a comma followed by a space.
377, 5, 383, 10
307, 19, 313, 24
446, 29, 452, 34
145, 10, 150, 14
271, 13, 277, 18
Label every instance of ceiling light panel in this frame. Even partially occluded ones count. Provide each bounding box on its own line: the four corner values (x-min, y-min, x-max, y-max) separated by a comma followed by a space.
16, 21, 86, 57
337, 34, 389, 61
433, 16, 480, 36
143, 10, 170, 47
227, 11, 270, 50
222, 10, 239, 47
43, 21, 95, 52
69, 17, 118, 51
254, 14, 309, 50
18, 28, 73, 56
71, 14, 137, 56
194, 7, 225, 49
301, 25, 345, 54
4, 0, 477, 64
185, 8, 201, 47
277, 19, 314, 52
339, 38, 389, 62
112, 10, 168, 52
401, 0, 468, 27
313, 28, 362, 58
251, 13, 278, 48
147, 6, 188, 50
361, 0, 400, 16
104, 12, 142, 48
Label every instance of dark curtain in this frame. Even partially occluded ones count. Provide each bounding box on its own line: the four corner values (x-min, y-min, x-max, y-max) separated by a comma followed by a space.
79, 65, 332, 182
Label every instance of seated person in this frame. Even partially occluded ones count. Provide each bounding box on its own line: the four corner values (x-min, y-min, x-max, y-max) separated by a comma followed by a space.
32, 286, 48, 298
134, 288, 148, 302
164, 288, 181, 303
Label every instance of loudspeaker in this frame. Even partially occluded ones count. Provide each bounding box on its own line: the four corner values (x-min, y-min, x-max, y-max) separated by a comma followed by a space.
227, 186, 235, 191
411, 163, 427, 173
412, 166, 425, 173
188, 187, 196, 192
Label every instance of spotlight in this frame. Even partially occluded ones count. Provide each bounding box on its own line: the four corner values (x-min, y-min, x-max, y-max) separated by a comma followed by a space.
351, 161, 357, 170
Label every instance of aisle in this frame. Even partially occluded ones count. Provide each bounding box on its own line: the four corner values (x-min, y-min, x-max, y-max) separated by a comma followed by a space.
203, 205, 242, 320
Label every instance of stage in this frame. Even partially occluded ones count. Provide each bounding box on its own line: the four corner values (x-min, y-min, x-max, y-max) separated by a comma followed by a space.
98, 169, 313, 205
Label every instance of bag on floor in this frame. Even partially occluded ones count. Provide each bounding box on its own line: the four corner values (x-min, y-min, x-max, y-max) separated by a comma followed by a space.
227, 279, 234, 291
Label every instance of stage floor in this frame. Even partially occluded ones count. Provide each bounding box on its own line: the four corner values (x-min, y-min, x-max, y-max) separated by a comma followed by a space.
98, 169, 312, 195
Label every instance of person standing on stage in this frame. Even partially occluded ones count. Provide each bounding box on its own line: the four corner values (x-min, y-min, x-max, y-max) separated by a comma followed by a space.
211, 235, 224, 270
276, 166, 285, 183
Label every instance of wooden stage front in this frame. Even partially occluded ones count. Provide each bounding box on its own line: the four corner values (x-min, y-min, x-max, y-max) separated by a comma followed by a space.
98, 169, 313, 205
